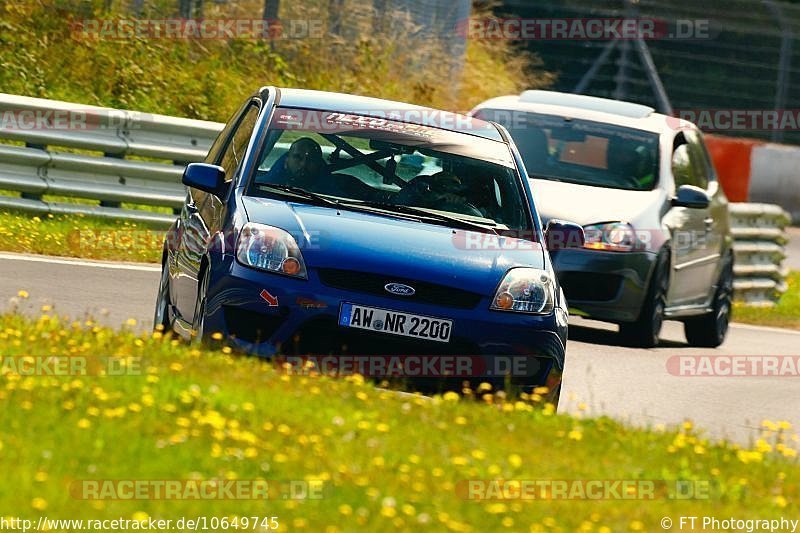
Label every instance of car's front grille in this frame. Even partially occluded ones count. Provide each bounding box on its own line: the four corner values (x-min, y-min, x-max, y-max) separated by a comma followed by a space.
559, 272, 623, 302
316, 268, 483, 309
223, 306, 286, 344
282, 316, 478, 356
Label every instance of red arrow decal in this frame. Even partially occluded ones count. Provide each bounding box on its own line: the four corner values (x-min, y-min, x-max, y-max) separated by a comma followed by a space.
260, 289, 279, 306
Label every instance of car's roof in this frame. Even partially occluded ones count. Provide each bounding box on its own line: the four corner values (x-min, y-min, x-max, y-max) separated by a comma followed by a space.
274, 88, 505, 142
473, 90, 677, 135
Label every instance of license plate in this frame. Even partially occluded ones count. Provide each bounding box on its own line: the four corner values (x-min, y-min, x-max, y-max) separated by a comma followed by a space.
338, 303, 453, 343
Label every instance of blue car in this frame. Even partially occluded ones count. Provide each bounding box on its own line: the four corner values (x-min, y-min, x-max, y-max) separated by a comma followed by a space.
154, 87, 584, 400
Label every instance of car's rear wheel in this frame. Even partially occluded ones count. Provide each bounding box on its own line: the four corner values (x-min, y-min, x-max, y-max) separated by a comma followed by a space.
153, 261, 172, 332
619, 248, 670, 348
684, 253, 733, 348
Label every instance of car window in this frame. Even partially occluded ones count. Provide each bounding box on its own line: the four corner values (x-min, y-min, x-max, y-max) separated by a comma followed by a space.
671, 143, 696, 190
474, 109, 659, 191
685, 130, 712, 190
246, 108, 531, 233
219, 103, 260, 183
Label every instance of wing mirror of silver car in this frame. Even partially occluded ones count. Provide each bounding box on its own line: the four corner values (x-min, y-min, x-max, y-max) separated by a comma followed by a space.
672, 185, 710, 209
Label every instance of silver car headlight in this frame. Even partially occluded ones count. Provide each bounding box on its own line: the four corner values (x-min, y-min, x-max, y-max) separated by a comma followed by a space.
236, 223, 307, 279
583, 222, 636, 252
491, 268, 555, 314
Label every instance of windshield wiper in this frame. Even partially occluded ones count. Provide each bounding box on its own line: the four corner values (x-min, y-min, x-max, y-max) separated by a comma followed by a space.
341, 200, 500, 235
257, 184, 341, 208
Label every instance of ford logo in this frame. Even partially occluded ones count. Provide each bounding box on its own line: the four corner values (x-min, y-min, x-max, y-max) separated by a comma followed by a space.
384, 283, 415, 296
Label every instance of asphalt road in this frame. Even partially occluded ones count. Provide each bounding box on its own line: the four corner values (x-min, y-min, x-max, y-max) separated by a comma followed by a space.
1, 251, 798, 446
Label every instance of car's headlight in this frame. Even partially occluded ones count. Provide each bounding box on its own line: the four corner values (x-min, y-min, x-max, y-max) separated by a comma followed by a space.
583, 222, 636, 252
236, 223, 307, 278
491, 268, 555, 314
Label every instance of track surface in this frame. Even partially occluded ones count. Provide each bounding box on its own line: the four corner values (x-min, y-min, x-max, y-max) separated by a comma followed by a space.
1, 251, 798, 446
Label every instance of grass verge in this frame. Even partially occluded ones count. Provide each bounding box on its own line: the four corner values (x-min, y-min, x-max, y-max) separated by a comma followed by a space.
0, 312, 797, 530
0, 211, 164, 263
734, 271, 800, 330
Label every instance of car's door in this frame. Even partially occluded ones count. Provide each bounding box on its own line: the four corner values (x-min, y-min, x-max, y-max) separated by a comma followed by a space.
200, 101, 261, 240
685, 129, 724, 301
665, 133, 713, 306
173, 100, 251, 320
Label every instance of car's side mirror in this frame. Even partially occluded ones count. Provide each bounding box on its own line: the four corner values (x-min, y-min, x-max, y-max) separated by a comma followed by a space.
672, 184, 710, 209
545, 219, 585, 250
182, 163, 226, 197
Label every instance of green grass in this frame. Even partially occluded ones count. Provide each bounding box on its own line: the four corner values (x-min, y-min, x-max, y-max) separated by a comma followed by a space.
0, 1, 551, 122
734, 271, 800, 330
0, 312, 797, 530
0, 211, 164, 263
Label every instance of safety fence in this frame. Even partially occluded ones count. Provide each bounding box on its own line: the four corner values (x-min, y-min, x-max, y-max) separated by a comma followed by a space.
0, 93, 223, 226
729, 203, 791, 306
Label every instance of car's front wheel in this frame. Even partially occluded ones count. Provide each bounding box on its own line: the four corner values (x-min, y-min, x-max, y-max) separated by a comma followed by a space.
192, 266, 210, 344
619, 248, 670, 348
684, 253, 733, 348
153, 261, 172, 332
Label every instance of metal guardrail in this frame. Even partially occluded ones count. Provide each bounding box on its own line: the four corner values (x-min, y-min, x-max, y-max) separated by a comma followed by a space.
0, 93, 224, 226
729, 202, 791, 306
0, 95, 794, 305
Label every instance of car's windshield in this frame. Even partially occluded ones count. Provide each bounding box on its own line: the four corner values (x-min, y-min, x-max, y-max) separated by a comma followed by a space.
475, 109, 660, 191
245, 107, 532, 233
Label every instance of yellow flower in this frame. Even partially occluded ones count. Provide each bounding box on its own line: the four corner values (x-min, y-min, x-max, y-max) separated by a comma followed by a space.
376, 423, 390, 432
125, 318, 137, 327
486, 503, 506, 514
476, 382, 492, 393
775, 496, 788, 508
451, 456, 468, 466
568, 429, 583, 441
211, 332, 224, 341
132, 512, 149, 522
508, 454, 522, 468
31, 498, 47, 511
17, 290, 29, 299
381, 506, 397, 518
761, 419, 778, 432
471, 449, 486, 460
77, 418, 91, 429
34, 471, 48, 482
442, 391, 459, 402
169, 363, 183, 372
338, 504, 353, 516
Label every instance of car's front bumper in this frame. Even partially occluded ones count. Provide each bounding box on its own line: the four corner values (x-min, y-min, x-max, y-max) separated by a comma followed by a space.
552, 248, 658, 323
202, 255, 567, 387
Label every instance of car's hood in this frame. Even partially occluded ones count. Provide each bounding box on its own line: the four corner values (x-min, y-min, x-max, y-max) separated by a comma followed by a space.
529, 178, 667, 227
242, 196, 545, 295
